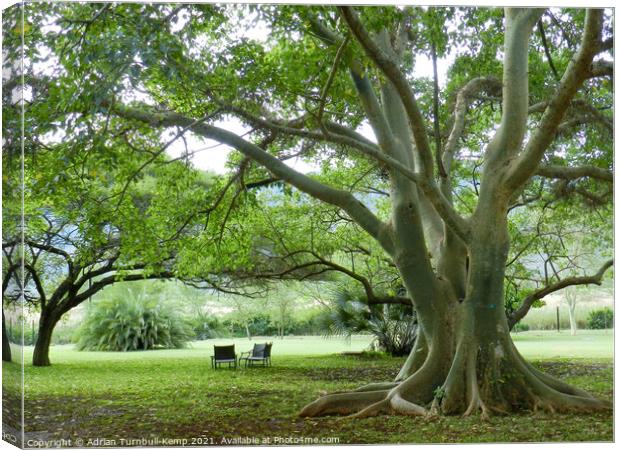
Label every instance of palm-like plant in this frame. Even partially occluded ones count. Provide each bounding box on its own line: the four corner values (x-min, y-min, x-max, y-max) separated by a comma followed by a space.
320, 288, 417, 356
76, 288, 194, 351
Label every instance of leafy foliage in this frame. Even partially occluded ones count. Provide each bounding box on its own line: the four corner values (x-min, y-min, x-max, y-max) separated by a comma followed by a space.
586, 308, 613, 330
320, 288, 417, 356
75, 289, 193, 351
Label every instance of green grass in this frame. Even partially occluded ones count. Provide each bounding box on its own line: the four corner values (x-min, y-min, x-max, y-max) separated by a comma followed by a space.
511, 329, 613, 359
11, 330, 614, 364
2, 332, 613, 445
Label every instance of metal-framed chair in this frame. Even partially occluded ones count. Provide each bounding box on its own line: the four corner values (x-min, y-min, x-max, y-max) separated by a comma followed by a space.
239, 342, 272, 368
211, 345, 237, 369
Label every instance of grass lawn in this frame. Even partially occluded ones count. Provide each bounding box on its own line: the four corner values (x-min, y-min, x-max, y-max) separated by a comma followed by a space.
2, 331, 613, 445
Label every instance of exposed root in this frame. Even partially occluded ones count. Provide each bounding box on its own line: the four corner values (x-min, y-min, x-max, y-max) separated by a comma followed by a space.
514, 348, 595, 399
299, 389, 389, 417
395, 332, 429, 381
460, 349, 492, 420
300, 328, 610, 419
428, 398, 441, 417
348, 398, 391, 419
390, 392, 427, 416
354, 381, 400, 392
504, 338, 611, 413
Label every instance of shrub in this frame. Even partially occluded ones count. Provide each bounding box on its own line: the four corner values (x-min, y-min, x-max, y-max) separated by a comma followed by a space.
319, 288, 417, 357
75, 294, 194, 351
586, 307, 614, 330
52, 322, 80, 345
189, 315, 229, 340
513, 322, 530, 333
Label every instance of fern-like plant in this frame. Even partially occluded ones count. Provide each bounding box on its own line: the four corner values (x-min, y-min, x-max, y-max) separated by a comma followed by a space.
75, 289, 194, 351
319, 288, 417, 356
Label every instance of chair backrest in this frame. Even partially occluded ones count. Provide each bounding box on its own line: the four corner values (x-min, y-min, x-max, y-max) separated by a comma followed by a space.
251, 343, 267, 357
214, 345, 235, 360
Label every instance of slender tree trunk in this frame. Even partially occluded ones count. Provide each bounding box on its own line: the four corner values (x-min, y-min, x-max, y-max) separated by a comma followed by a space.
568, 300, 577, 336
32, 310, 60, 367
2, 309, 11, 362
245, 323, 252, 340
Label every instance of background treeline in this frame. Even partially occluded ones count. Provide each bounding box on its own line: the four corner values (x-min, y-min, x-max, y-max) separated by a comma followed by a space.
7, 278, 612, 348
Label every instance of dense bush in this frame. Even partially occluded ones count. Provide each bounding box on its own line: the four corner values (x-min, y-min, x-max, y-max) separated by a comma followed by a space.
319, 288, 417, 356
189, 315, 229, 340
586, 308, 614, 330
512, 322, 530, 333
75, 295, 194, 351
5, 319, 38, 345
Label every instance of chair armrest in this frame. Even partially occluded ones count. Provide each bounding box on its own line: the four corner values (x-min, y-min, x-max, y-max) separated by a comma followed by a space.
239, 351, 251, 358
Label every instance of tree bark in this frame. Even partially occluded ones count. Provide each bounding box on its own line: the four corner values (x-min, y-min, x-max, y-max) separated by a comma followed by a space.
300, 222, 609, 417
567, 292, 578, 336
32, 310, 61, 367
2, 309, 11, 362
245, 323, 252, 340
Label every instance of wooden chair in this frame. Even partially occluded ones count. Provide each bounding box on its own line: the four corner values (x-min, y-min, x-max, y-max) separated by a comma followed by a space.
239, 342, 272, 368
211, 345, 237, 369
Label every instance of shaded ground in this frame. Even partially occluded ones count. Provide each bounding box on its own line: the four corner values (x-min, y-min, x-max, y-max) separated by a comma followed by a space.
2, 350, 613, 446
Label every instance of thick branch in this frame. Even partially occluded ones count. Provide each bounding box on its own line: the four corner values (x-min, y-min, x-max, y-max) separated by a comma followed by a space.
109, 103, 396, 255
339, 6, 435, 179
484, 8, 543, 167
536, 164, 612, 182
506, 9, 605, 192
508, 258, 613, 328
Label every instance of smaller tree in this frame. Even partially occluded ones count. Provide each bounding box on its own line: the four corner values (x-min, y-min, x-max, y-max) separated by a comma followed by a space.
564, 287, 579, 336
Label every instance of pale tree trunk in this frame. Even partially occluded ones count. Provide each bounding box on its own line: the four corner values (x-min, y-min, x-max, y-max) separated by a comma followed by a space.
568, 303, 577, 336
299, 8, 609, 418
244, 323, 252, 340
301, 189, 607, 418
566, 289, 578, 336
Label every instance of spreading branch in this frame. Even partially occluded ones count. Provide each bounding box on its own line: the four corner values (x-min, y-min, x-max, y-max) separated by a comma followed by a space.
339, 6, 435, 180
108, 102, 396, 255
506, 9, 605, 192
508, 258, 613, 328
535, 164, 612, 183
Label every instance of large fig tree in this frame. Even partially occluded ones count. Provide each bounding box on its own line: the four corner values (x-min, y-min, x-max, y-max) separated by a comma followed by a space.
9, 3, 613, 416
